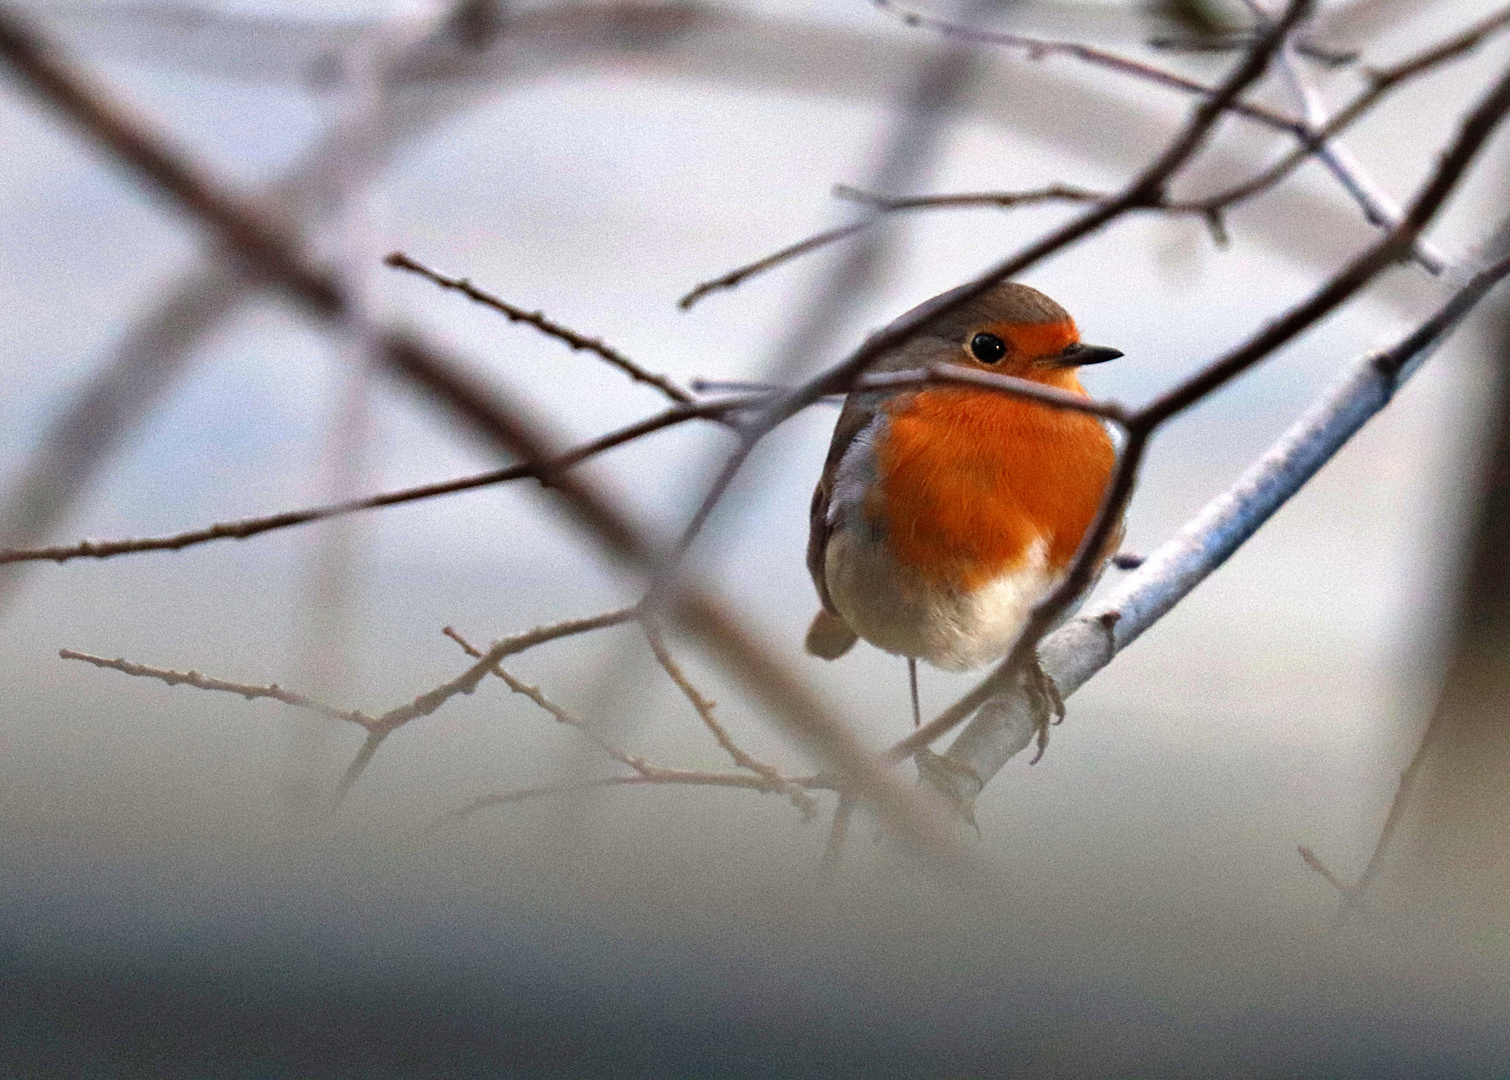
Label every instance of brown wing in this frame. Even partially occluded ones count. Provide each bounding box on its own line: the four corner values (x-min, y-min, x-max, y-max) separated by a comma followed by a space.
807, 394, 882, 614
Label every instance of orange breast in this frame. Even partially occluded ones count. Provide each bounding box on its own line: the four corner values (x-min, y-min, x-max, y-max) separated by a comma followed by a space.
875, 383, 1116, 591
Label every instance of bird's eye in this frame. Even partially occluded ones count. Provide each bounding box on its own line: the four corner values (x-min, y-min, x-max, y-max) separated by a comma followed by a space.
969, 332, 1007, 364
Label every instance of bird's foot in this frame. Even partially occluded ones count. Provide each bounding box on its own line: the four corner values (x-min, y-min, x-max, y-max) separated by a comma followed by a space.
1023, 654, 1065, 764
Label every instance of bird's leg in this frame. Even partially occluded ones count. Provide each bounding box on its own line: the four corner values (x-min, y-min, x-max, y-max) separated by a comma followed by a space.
1024, 652, 1066, 764
907, 656, 920, 729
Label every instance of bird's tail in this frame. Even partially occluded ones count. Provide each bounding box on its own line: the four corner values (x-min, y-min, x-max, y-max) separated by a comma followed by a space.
805, 609, 858, 659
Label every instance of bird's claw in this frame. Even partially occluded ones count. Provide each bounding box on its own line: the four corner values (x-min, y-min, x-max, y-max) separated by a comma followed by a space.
1023, 656, 1065, 764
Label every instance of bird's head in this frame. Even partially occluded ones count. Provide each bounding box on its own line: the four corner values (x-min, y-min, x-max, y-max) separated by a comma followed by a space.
905, 281, 1122, 389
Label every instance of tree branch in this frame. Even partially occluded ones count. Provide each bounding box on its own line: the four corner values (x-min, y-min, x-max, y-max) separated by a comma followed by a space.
58, 649, 378, 728
386, 251, 694, 403
0, 396, 750, 568
642, 621, 819, 818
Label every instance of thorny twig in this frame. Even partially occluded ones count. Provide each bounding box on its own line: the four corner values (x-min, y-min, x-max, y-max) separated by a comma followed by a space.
443, 624, 823, 818
58, 650, 378, 728
386, 251, 694, 403
641, 621, 819, 817
685, 1, 1510, 303
0, 396, 752, 567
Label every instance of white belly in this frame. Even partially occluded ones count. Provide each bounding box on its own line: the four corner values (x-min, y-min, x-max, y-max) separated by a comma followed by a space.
825, 526, 1059, 671
823, 414, 1061, 671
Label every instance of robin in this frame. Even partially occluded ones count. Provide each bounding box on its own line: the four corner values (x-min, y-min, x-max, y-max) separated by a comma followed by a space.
805, 280, 1123, 734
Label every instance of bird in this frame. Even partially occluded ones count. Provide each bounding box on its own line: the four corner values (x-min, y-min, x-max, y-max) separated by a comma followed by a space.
804, 279, 1124, 741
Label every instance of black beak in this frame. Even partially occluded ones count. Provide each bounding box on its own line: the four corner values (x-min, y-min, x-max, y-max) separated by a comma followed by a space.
1049, 342, 1123, 368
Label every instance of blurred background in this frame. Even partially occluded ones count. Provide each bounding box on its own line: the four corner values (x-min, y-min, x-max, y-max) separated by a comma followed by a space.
2, 0, 1509, 1073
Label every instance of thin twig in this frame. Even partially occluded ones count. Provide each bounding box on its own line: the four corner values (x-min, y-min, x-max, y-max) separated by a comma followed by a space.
61, 606, 645, 806
642, 621, 818, 817
697, 1, 1506, 306
386, 251, 693, 403
1196, 4, 1510, 222
363, 607, 640, 737
870, 0, 1500, 267
870, 0, 1308, 136
1298, 844, 1352, 896
0, 396, 750, 567
58, 649, 378, 728
678, 219, 872, 310
1273, 34, 1448, 273
333, 609, 641, 802
443, 623, 824, 818
1335, 719, 1439, 917
443, 625, 653, 773
817, 793, 855, 886
332, 731, 387, 809
678, 184, 1105, 307
0, 359, 1128, 571
433, 769, 834, 832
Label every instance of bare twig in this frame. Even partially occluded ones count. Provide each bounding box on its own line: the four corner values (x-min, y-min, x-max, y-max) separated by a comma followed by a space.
871, 0, 1504, 265
0, 0, 697, 613
1273, 35, 1448, 273
699, 1, 1508, 304
23, 0, 1509, 876
333, 731, 387, 808
61, 605, 640, 738
386, 251, 694, 403
442, 625, 652, 774
0, 358, 1129, 571
434, 769, 834, 832
0, 13, 339, 312
678, 219, 874, 310
1198, 4, 1510, 222
678, 184, 1104, 307
444, 623, 824, 819
642, 622, 818, 817
0, 397, 750, 568
870, 0, 1308, 136
58, 649, 379, 728
0, 0, 950, 855
62, 603, 645, 812
1298, 844, 1352, 896
836, 181, 1104, 214
1334, 718, 1440, 917
818, 793, 856, 886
